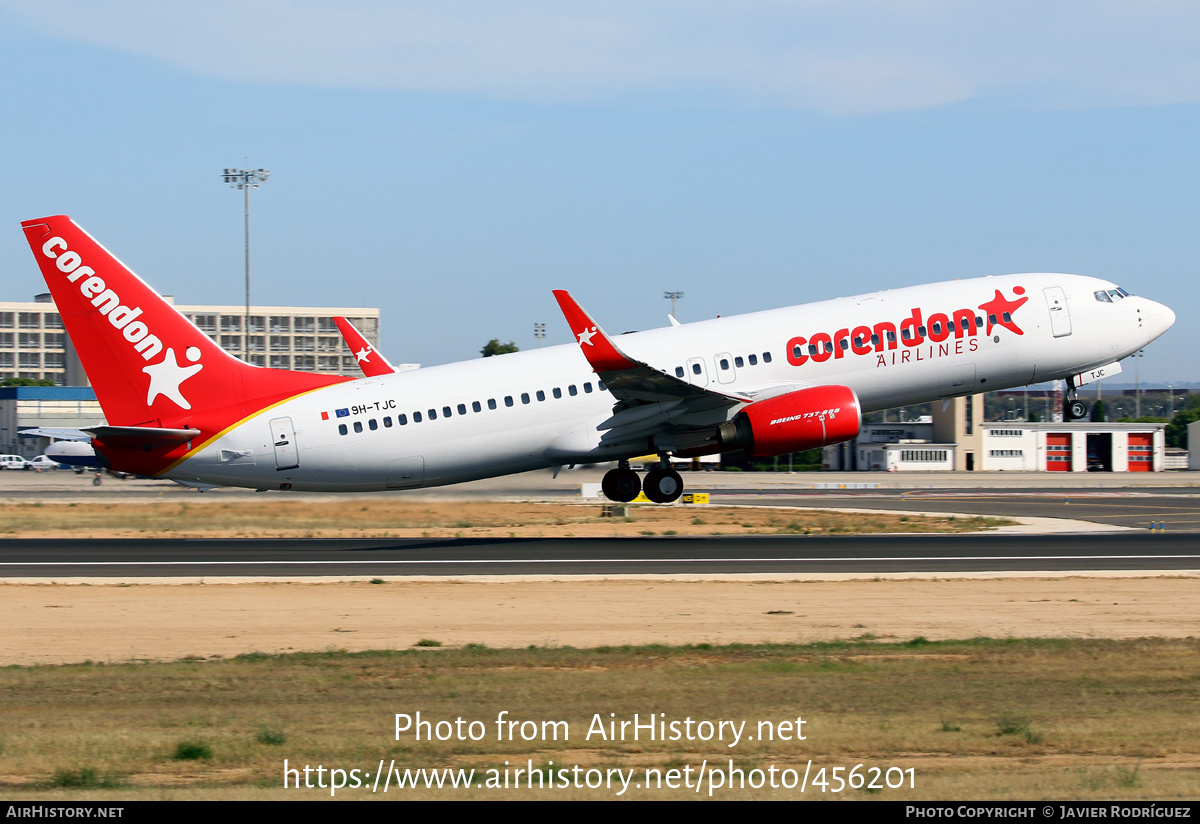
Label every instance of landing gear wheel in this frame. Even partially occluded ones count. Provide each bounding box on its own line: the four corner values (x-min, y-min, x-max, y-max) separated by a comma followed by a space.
1067, 400, 1089, 420
643, 468, 684, 504
602, 468, 642, 503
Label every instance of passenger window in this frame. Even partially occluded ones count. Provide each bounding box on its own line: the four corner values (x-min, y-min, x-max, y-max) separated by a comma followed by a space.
428, 409, 437, 420
383, 417, 392, 428
553, 387, 562, 399
794, 345, 804, 358
472, 401, 481, 413
443, 406, 452, 417
584, 383, 593, 393
838, 339, 848, 351
458, 403, 467, 415
598, 380, 606, 391
871, 334, 879, 346
338, 424, 348, 436
762, 352, 772, 363
988, 314, 997, 326
488, 398, 497, 410
748, 354, 758, 365
734, 356, 744, 368
808, 344, 817, 355
353, 421, 363, 433
521, 393, 530, 404
720, 358, 729, 370
568, 385, 577, 396
1002, 312, 1011, 323
398, 414, 408, 425
505, 396, 514, 407
368, 419, 378, 431
675, 366, 685, 377
536, 390, 546, 402
692, 363, 701, 375
414, 411, 422, 422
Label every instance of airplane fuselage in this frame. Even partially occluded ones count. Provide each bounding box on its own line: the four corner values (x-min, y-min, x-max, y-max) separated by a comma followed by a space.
167, 272, 1171, 491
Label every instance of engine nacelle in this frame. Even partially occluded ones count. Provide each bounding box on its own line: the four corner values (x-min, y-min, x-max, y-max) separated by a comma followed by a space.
723, 385, 861, 457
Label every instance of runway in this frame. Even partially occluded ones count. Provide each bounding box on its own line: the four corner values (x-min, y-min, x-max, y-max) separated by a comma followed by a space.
722, 489, 1200, 530
1, 532, 1197, 578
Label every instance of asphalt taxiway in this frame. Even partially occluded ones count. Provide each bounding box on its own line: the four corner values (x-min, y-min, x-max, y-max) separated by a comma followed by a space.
1, 532, 1196, 578
2, 470, 1198, 580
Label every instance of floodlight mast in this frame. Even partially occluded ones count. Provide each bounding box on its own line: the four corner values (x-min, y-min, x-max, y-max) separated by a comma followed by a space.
664, 291, 684, 320
222, 167, 269, 359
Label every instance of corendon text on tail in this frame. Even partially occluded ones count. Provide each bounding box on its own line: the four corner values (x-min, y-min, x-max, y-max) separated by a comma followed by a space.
19, 215, 1175, 503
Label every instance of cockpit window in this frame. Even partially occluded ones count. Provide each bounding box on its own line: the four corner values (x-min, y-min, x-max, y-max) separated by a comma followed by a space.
1095, 288, 1131, 303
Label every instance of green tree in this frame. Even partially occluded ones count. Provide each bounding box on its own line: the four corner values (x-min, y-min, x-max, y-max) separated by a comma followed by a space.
480, 339, 519, 357
1, 377, 55, 387
1089, 399, 1106, 422
1165, 394, 1200, 449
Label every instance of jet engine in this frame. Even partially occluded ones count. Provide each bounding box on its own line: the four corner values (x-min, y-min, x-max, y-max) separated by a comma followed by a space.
664, 385, 862, 458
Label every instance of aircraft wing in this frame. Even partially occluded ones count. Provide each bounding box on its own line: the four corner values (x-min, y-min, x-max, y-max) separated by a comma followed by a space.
552, 290, 748, 414
335, 317, 396, 377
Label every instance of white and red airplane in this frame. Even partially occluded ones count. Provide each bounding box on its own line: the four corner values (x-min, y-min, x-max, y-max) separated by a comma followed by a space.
20, 215, 1174, 502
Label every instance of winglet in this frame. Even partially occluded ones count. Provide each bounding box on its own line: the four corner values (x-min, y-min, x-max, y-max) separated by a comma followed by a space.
334, 317, 395, 377
552, 290, 641, 373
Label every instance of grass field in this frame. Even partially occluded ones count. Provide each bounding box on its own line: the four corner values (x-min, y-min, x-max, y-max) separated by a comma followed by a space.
2, 638, 1197, 800
0, 499, 1008, 539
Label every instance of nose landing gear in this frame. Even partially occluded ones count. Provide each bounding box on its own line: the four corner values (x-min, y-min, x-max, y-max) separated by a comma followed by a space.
600, 457, 685, 504
1063, 376, 1090, 421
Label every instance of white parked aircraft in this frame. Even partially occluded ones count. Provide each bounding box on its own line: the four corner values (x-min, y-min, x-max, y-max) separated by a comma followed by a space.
20, 215, 1174, 502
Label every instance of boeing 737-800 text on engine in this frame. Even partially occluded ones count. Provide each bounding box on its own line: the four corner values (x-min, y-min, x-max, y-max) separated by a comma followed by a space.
20, 215, 1175, 502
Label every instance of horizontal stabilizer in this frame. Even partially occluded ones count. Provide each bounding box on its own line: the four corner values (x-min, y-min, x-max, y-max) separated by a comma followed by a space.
19, 427, 93, 441
21, 425, 199, 450
87, 426, 201, 448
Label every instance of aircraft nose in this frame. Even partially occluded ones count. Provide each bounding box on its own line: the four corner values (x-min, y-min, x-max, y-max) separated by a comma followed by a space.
1142, 299, 1176, 343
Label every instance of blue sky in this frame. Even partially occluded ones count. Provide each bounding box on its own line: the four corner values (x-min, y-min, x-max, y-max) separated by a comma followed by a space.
1, 2, 1196, 383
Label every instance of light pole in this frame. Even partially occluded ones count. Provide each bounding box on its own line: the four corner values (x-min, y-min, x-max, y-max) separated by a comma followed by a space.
533, 323, 546, 348
1131, 349, 1144, 418
664, 291, 684, 320
222, 166, 269, 356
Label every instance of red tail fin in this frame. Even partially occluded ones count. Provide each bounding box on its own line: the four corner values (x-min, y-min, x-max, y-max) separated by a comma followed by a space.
20, 216, 350, 433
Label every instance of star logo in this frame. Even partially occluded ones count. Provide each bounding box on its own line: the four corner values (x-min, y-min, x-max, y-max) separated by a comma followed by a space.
356, 345, 373, 363
142, 346, 204, 410
577, 326, 598, 346
978, 287, 1028, 336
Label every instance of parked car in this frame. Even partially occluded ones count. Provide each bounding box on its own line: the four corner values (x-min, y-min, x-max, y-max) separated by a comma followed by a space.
0, 455, 33, 470
29, 455, 64, 470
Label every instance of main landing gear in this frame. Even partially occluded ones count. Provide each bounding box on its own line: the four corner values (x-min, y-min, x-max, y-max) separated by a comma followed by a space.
1063, 376, 1089, 421
602, 458, 684, 504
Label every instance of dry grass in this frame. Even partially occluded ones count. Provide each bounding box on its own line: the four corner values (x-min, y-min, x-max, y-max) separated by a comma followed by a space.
1, 638, 1197, 799
0, 500, 1008, 539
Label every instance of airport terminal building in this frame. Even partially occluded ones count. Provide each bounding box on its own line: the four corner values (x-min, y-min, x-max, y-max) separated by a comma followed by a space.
824, 395, 1169, 473
0, 294, 382, 385
1, 293, 386, 457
